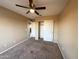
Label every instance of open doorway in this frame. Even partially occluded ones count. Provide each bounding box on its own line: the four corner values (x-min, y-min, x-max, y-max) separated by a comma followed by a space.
38, 21, 44, 40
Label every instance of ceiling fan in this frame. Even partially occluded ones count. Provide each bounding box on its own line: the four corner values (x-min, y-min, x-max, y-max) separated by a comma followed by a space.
16, 0, 46, 16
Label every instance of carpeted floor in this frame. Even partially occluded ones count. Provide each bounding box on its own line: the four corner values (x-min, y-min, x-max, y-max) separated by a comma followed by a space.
0, 39, 63, 59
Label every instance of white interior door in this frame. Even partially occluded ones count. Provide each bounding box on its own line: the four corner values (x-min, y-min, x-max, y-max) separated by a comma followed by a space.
30, 22, 38, 40
30, 22, 36, 37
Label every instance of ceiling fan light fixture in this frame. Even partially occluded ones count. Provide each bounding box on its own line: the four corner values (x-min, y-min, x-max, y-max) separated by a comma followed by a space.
16, 0, 46, 16
30, 9, 35, 13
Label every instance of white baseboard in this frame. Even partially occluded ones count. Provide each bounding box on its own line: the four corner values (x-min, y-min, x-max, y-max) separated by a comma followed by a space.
0, 39, 28, 55
57, 41, 65, 59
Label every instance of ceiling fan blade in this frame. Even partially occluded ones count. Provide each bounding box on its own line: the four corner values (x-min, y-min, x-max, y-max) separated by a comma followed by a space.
29, 0, 33, 7
16, 4, 29, 9
26, 10, 30, 14
35, 11, 41, 16
35, 7, 46, 10
29, 0, 33, 4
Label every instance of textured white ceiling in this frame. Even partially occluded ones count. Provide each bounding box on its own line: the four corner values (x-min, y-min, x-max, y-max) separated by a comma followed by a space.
0, 0, 68, 19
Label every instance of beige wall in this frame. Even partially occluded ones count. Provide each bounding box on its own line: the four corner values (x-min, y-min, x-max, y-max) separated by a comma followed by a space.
0, 6, 29, 53
55, 0, 78, 59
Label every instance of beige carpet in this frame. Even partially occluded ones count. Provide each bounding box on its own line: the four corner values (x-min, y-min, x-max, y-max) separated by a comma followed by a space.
0, 39, 63, 59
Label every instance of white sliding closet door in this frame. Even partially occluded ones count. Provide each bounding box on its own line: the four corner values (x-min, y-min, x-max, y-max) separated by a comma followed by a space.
40, 22, 44, 39
43, 20, 54, 41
